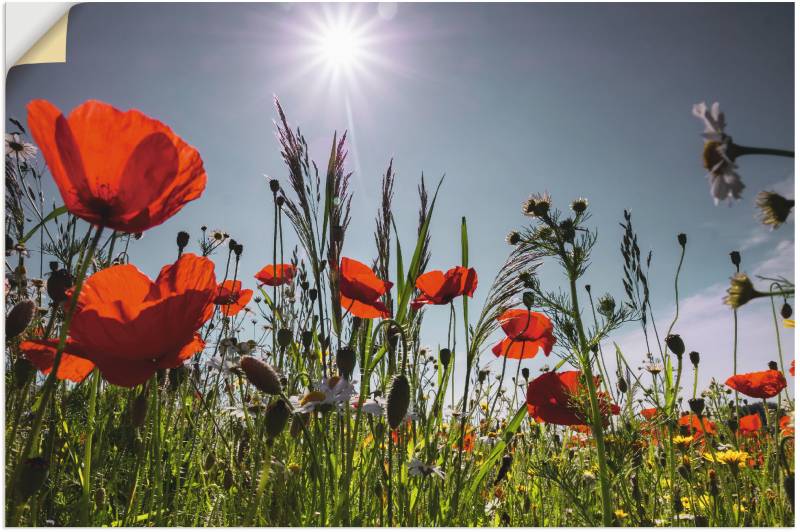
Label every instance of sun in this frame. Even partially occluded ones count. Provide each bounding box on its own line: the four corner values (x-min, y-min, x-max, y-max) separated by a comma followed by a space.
321, 27, 360, 68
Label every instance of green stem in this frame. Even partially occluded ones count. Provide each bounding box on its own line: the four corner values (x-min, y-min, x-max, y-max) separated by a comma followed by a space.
80, 369, 101, 525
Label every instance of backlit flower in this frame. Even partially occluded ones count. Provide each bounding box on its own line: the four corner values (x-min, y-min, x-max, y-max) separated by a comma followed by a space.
5, 132, 38, 162
213, 279, 253, 316
640, 407, 659, 420
692, 101, 744, 204
526, 370, 619, 426
737, 413, 762, 436
411, 266, 477, 310
678, 413, 717, 439
756, 191, 794, 229
725, 369, 787, 399
492, 309, 555, 359
724, 273, 764, 309
27, 99, 206, 232
291, 376, 355, 413
254, 263, 296, 286
339, 257, 392, 319
703, 449, 749, 468
24, 254, 216, 387
19, 339, 94, 382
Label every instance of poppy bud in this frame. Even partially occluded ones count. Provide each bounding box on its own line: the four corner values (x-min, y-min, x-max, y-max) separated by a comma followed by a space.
223, 467, 234, 489
677, 465, 689, 481
176, 231, 190, 251
677, 233, 687, 247
18, 456, 49, 501
617, 377, 628, 394
95, 486, 106, 507
439, 348, 451, 367
386, 374, 410, 429
301, 330, 313, 348
290, 413, 308, 438
6, 235, 13, 253
308, 288, 318, 302
240, 356, 282, 395
665, 334, 685, 357
6, 299, 34, 339
269, 179, 280, 193
768, 361, 778, 371
730, 251, 741, 268
521, 291, 536, 309
689, 351, 700, 366
228, 239, 238, 252
781, 302, 793, 319
131, 390, 148, 428
277, 328, 293, 348
265, 398, 292, 439
521, 367, 529, 381
478, 369, 489, 383
337, 347, 356, 378
688, 398, 705, 417
47, 268, 72, 304
12, 358, 34, 388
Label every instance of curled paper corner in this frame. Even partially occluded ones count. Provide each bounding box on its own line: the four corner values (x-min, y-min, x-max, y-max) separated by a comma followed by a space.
11, 6, 72, 68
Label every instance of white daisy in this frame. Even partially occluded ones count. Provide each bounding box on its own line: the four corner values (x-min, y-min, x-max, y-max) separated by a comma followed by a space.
290, 376, 355, 414
692, 101, 744, 204
5, 133, 38, 163
207, 355, 240, 377
408, 458, 445, 480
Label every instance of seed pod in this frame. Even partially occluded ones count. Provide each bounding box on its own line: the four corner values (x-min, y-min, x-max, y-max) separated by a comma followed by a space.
677, 233, 687, 247
265, 399, 292, 439
308, 289, 318, 302
223, 467, 234, 489
617, 377, 628, 394
521, 367, 529, 381
781, 302, 793, 319
689, 351, 700, 366
665, 334, 685, 357
301, 330, 313, 349
47, 269, 72, 304
18, 456, 49, 501
240, 356, 282, 395
131, 390, 148, 428
336, 348, 356, 379
386, 374, 410, 429
439, 348, 452, 368
277, 328, 292, 348
677, 465, 689, 481
269, 179, 280, 193
688, 398, 705, 417
729, 251, 741, 267
13, 358, 35, 387
522, 291, 535, 309
6, 299, 35, 339
176, 231, 190, 251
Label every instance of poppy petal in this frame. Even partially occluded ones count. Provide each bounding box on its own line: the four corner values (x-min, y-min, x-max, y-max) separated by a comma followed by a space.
19, 339, 95, 383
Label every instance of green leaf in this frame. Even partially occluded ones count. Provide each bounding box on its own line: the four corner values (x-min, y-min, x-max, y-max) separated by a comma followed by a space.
19, 205, 67, 244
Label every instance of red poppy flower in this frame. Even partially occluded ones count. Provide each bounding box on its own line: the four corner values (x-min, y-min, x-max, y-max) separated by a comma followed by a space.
213, 280, 253, 316
725, 369, 787, 399
526, 370, 619, 426
780, 415, 794, 437
27, 100, 206, 233
339, 257, 392, 319
48, 253, 216, 387
411, 266, 477, 310
254, 263, 296, 287
678, 414, 717, 438
640, 407, 659, 420
492, 309, 556, 359
738, 413, 762, 436
19, 339, 95, 383
791, 359, 795, 377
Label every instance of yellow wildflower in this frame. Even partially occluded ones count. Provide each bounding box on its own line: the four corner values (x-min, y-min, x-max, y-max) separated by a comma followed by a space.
704, 449, 749, 467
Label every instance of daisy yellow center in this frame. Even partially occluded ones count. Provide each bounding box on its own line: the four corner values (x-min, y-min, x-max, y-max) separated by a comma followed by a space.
702, 141, 724, 171
300, 391, 327, 405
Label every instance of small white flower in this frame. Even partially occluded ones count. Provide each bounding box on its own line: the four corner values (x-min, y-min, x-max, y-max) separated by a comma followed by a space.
692, 101, 726, 141
692, 101, 744, 204
355, 397, 386, 416
5, 133, 38, 162
290, 376, 355, 414
208, 355, 240, 377
408, 458, 445, 480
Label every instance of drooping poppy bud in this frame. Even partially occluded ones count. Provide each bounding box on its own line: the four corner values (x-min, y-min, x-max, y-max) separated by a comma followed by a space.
729, 251, 741, 268
6, 299, 35, 339
688, 398, 705, 417
386, 374, 410, 429
301, 331, 313, 349
439, 348, 452, 368
494, 454, 513, 485
337, 347, 356, 379
666, 334, 685, 357
768, 361, 778, 371
47, 268, 72, 304
177, 231, 190, 252
689, 351, 700, 366
265, 399, 292, 439
521, 367, 530, 381
269, 179, 280, 194
617, 377, 628, 394
781, 302, 793, 319
240, 356, 282, 395
12, 358, 35, 388
677, 233, 687, 247
277, 328, 292, 348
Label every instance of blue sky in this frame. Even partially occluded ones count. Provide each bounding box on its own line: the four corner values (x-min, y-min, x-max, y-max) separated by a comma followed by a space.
6, 3, 794, 395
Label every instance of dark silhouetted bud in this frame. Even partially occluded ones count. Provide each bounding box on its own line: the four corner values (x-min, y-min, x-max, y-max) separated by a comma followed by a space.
689, 398, 705, 417
331, 225, 344, 243
131, 390, 148, 428
784, 473, 794, 510
265, 399, 292, 439
6, 299, 35, 339
47, 269, 72, 304
521, 367, 529, 381
494, 454, 513, 485
301, 330, 313, 349
18, 456, 49, 501
729, 251, 741, 268
677, 465, 689, 481
726, 418, 738, 434
13, 358, 35, 387
277, 328, 292, 348
228, 239, 238, 252
234, 244, 243, 257
673, 491, 682, 514
677, 233, 687, 247
694, 515, 709, 527
781, 302, 793, 319
276, 196, 285, 207
337, 347, 356, 378
176, 231, 190, 251
269, 179, 280, 193
768, 361, 778, 371
689, 351, 700, 366
386, 374, 410, 429
439, 348, 451, 367
308, 288, 318, 302
290, 413, 308, 438
666, 334, 685, 357
223, 467, 234, 489
617, 377, 628, 394
6, 235, 13, 252
478, 369, 489, 383
240, 356, 282, 395
522, 291, 535, 309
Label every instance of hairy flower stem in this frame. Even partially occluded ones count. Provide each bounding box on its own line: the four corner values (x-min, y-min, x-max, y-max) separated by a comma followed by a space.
245, 439, 274, 526
8, 225, 103, 524
568, 273, 613, 526
729, 144, 794, 159
80, 368, 101, 525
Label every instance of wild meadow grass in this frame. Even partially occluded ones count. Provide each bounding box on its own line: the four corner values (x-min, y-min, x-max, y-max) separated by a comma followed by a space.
3, 98, 795, 526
